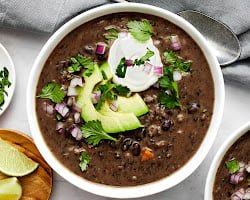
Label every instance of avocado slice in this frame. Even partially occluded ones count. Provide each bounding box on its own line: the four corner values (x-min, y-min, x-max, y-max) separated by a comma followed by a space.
77, 64, 142, 133
99, 62, 149, 117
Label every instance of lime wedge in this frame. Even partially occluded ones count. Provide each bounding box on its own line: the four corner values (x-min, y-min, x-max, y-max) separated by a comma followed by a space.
0, 139, 39, 176
0, 177, 22, 200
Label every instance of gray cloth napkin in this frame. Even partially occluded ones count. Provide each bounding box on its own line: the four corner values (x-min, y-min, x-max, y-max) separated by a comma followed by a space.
1, 0, 250, 87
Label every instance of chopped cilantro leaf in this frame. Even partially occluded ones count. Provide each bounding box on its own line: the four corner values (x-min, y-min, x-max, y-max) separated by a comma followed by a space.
134, 49, 155, 65
114, 85, 130, 96
163, 50, 192, 72
67, 54, 95, 76
37, 82, 65, 103
101, 70, 108, 80
116, 57, 127, 78
127, 20, 153, 42
79, 152, 91, 172
159, 92, 180, 109
247, 177, 250, 184
81, 120, 118, 146
226, 159, 240, 174
104, 28, 119, 40
0, 67, 11, 109
95, 81, 116, 110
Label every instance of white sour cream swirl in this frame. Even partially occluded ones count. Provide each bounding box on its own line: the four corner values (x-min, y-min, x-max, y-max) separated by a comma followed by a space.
108, 33, 163, 92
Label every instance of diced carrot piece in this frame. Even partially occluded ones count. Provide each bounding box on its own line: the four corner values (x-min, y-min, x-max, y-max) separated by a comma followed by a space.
141, 147, 154, 161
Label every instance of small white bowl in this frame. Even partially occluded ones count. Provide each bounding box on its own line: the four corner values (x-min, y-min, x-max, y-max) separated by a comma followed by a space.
27, 3, 224, 198
205, 122, 250, 200
0, 43, 16, 116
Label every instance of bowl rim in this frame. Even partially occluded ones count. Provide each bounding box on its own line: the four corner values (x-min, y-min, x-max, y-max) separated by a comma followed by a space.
204, 122, 250, 200
27, 2, 225, 198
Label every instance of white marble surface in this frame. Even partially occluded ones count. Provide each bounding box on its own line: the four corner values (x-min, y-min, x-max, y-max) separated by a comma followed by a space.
0, 27, 250, 200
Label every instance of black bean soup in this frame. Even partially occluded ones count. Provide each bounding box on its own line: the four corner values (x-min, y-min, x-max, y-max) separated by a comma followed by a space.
213, 132, 250, 200
36, 13, 214, 186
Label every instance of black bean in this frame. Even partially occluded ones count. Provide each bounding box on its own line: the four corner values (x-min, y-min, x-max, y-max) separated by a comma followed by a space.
136, 128, 146, 141
97, 54, 107, 61
188, 103, 200, 114
84, 45, 94, 54
121, 138, 133, 151
161, 119, 172, 131
131, 142, 141, 156
109, 141, 118, 149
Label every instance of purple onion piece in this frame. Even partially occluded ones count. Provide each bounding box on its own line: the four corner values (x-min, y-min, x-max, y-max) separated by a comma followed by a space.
243, 188, 250, 199
143, 62, 153, 74
91, 91, 101, 104
70, 76, 83, 87
67, 86, 78, 96
231, 188, 245, 200
55, 103, 70, 118
153, 66, 163, 77
74, 112, 81, 124
95, 42, 106, 55
230, 173, 244, 185
67, 96, 76, 107
56, 122, 65, 134
173, 70, 182, 81
42, 102, 54, 115
170, 35, 181, 51
109, 101, 118, 112
125, 59, 134, 67
239, 162, 246, 173
70, 125, 82, 141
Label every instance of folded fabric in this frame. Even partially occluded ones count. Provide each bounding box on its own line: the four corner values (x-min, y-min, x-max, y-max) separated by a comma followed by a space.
0, 0, 250, 87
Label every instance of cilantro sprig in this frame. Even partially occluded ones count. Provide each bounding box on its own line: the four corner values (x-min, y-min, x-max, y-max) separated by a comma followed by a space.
104, 27, 119, 40
81, 120, 118, 146
67, 54, 95, 76
113, 85, 130, 96
79, 152, 91, 172
158, 50, 192, 109
127, 20, 153, 42
0, 67, 11, 108
37, 82, 65, 103
116, 57, 127, 78
226, 159, 240, 174
134, 49, 154, 65
95, 81, 117, 110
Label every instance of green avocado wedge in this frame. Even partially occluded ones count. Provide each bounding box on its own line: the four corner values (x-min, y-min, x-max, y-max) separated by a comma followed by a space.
77, 64, 143, 133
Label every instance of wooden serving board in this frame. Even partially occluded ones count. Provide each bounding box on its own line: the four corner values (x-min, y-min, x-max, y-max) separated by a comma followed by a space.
0, 129, 52, 200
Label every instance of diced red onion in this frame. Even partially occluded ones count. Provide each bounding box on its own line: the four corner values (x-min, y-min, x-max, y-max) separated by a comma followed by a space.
109, 101, 118, 112
118, 32, 128, 39
125, 59, 134, 67
42, 102, 54, 115
243, 188, 250, 199
170, 35, 181, 51
72, 102, 81, 113
56, 122, 65, 134
91, 91, 101, 104
70, 76, 83, 87
245, 163, 250, 173
153, 66, 163, 77
95, 42, 106, 55
230, 173, 244, 185
70, 126, 82, 141
143, 62, 153, 74
67, 86, 78, 96
173, 70, 182, 81
239, 162, 246, 173
74, 112, 81, 124
55, 103, 70, 118
231, 188, 245, 200
67, 96, 76, 107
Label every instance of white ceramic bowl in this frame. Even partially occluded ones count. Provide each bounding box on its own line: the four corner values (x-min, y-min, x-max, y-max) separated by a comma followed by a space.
205, 122, 250, 200
0, 43, 16, 116
27, 3, 225, 198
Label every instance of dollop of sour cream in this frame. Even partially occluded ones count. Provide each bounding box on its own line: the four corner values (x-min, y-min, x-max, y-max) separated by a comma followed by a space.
108, 33, 163, 92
